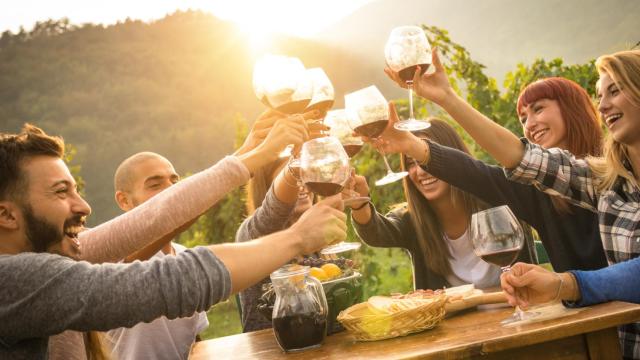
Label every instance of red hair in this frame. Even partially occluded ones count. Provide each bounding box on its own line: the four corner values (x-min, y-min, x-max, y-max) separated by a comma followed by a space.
517, 77, 603, 158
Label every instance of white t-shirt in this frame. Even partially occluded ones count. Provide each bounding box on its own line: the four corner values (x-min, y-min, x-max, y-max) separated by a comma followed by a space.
106, 243, 209, 360
444, 229, 502, 289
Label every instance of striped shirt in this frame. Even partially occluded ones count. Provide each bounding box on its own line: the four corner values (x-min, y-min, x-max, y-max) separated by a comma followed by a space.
505, 139, 640, 360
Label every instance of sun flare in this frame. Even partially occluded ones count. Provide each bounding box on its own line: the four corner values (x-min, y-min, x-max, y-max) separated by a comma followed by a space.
205, 0, 371, 40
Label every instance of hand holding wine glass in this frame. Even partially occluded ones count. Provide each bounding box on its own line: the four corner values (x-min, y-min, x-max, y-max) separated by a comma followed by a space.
361, 102, 427, 160
300, 137, 362, 254
501, 262, 576, 308
256, 115, 310, 161
384, 25, 432, 131
384, 48, 456, 108
346, 85, 408, 186
470, 205, 540, 325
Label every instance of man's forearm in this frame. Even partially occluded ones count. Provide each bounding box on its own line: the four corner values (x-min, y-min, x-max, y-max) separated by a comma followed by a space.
210, 229, 302, 294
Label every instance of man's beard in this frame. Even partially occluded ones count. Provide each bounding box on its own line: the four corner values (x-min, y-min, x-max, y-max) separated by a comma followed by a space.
22, 204, 84, 258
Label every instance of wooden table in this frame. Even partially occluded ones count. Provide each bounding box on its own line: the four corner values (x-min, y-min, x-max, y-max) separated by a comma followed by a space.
190, 301, 640, 359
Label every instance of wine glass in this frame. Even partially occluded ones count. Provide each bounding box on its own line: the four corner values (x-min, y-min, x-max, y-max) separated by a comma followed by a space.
305, 68, 335, 115
300, 137, 362, 255
253, 54, 313, 157
288, 67, 336, 172
324, 109, 370, 205
345, 85, 408, 186
384, 25, 432, 131
470, 205, 540, 325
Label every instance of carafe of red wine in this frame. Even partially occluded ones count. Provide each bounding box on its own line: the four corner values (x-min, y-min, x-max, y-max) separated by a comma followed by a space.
270, 264, 328, 352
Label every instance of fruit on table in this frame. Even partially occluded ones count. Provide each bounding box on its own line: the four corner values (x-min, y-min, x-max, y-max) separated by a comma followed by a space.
321, 263, 342, 279
310, 267, 329, 281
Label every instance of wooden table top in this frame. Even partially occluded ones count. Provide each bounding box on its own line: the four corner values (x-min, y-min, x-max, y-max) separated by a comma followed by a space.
190, 301, 640, 359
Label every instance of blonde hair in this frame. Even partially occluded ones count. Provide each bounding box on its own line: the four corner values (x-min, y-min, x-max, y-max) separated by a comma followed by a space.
588, 50, 640, 191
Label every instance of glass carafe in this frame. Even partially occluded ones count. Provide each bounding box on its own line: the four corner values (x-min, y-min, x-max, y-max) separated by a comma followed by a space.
271, 264, 328, 352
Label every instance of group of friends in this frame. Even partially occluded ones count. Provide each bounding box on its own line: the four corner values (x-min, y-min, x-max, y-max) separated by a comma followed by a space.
0, 47, 639, 360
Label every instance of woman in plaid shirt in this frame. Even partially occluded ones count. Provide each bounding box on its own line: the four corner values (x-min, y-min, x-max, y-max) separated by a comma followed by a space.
383, 49, 640, 359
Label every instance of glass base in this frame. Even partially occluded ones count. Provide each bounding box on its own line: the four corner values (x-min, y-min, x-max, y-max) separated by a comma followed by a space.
394, 119, 431, 131
343, 196, 370, 208
375, 171, 409, 186
320, 241, 361, 255
501, 309, 541, 325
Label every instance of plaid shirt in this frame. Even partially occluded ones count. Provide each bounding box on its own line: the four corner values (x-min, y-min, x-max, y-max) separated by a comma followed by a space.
506, 140, 640, 359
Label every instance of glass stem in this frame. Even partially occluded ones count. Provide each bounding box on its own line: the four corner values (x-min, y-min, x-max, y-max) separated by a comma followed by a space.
408, 81, 415, 120
502, 265, 524, 321
378, 146, 394, 174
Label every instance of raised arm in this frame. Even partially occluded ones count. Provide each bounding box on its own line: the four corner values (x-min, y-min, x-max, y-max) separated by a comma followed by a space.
79, 115, 310, 263
384, 49, 525, 169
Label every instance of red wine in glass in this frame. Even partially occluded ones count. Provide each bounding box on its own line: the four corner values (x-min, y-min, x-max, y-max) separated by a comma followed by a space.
304, 182, 344, 197
343, 144, 363, 158
353, 119, 388, 138
398, 63, 431, 83
479, 248, 522, 268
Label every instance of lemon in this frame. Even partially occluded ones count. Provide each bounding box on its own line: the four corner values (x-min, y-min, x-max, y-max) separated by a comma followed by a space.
321, 263, 342, 279
309, 267, 329, 282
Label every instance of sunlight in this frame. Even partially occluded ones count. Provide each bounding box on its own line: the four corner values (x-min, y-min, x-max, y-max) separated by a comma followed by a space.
203, 0, 372, 39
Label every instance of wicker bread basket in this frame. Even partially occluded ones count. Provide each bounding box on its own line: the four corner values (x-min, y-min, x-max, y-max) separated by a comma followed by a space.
336, 293, 447, 341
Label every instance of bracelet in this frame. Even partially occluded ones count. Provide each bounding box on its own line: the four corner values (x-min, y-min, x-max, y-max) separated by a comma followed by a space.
351, 201, 370, 211
552, 272, 564, 302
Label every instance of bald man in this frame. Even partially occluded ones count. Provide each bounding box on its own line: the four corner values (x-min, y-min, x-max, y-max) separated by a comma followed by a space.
107, 152, 207, 360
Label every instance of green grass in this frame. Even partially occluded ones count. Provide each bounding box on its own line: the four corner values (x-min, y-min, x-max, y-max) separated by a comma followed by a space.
198, 245, 413, 340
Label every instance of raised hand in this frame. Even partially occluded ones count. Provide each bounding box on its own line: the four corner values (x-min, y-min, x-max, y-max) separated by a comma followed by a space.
256, 115, 310, 159
384, 48, 455, 106
289, 195, 347, 255
359, 102, 429, 162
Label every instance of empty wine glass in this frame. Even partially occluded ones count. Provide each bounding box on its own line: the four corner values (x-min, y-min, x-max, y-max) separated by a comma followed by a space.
253, 54, 313, 157
345, 85, 408, 186
470, 205, 540, 325
385, 25, 432, 131
300, 137, 362, 255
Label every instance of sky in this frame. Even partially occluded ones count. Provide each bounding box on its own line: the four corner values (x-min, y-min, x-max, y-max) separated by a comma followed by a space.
0, 0, 373, 38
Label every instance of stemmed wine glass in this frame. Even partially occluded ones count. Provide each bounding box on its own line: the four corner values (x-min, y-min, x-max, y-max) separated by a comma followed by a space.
324, 109, 364, 159
470, 205, 540, 325
288, 67, 336, 175
324, 109, 370, 205
253, 54, 313, 157
384, 25, 432, 131
345, 85, 408, 186
304, 68, 335, 114
300, 136, 362, 255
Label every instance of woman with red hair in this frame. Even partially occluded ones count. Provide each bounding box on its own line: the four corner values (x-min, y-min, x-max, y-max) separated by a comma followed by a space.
374, 75, 607, 274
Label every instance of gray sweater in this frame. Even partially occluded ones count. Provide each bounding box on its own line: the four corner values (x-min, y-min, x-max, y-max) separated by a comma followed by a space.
0, 247, 230, 359
235, 186, 295, 332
